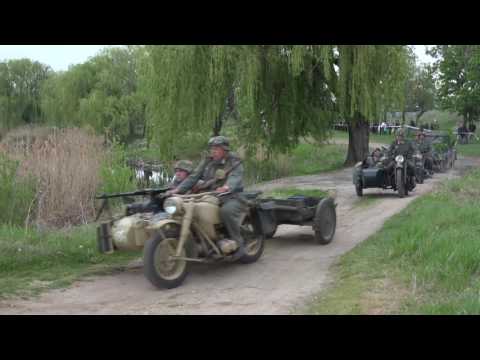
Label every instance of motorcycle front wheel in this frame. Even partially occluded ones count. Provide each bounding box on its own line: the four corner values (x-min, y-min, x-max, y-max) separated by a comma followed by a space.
396, 168, 406, 198
144, 227, 189, 289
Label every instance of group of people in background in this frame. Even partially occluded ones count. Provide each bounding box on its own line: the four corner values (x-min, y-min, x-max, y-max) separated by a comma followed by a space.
457, 121, 477, 144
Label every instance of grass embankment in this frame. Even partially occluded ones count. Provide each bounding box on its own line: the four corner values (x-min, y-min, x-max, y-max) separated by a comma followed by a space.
457, 143, 480, 157
0, 225, 140, 299
306, 159, 480, 314
244, 142, 347, 185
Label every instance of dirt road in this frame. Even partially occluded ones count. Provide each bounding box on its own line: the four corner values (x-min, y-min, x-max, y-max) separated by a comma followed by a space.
1, 157, 478, 315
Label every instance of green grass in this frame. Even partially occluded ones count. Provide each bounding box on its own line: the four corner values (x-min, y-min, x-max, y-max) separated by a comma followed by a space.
244, 143, 347, 185
290, 143, 347, 175
457, 143, 480, 157
263, 187, 328, 199
419, 110, 463, 131
0, 224, 140, 299
305, 168, 480, 315
332, 130, 394, 145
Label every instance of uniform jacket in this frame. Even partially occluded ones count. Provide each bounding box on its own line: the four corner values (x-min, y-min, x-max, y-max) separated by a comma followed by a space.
176, 152, 244, 194
415, 139, 432, 154
388, 140, 415, 160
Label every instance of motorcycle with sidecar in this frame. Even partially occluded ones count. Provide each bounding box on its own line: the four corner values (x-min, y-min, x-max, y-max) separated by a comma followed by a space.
353, 148, 416, 198
96, 182, 337, 289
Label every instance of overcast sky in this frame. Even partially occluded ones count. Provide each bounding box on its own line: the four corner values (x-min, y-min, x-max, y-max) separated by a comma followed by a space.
413, 45, 435, 65
0, 45, 115, 71
0, 45, 435, 72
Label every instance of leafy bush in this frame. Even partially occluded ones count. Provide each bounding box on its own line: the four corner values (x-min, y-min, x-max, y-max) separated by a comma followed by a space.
99, 139, 136, 196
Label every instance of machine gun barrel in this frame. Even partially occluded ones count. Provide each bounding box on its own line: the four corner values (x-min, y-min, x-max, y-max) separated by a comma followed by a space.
95, 187, 170, 200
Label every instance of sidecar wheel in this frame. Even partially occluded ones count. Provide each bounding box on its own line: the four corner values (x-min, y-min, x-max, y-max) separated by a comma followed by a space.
355, 180, 363, 197
144, 228, 189, 289
313, 197, 336, 245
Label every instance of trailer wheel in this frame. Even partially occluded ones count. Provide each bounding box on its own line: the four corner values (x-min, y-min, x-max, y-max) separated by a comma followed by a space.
313, 197, 336, 245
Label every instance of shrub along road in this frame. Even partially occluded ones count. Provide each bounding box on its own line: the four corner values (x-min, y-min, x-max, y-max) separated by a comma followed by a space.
1, 156, 478, 314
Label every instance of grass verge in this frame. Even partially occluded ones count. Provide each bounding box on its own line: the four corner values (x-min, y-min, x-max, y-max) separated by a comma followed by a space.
0, 224, 140, 299
305, 167, 480, 315
331, 130, 394, 145
457, 143, 480, 157
244, 143, 347, 185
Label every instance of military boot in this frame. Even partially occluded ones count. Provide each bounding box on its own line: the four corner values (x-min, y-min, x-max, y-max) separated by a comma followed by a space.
230, 238, 247, 261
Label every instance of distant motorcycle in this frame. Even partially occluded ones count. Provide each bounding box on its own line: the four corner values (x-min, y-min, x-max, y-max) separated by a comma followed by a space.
353, 149, 416, 198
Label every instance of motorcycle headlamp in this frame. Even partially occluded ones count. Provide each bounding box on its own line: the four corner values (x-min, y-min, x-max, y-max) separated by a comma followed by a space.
395, 155, 405, 163
163, 197, 183, 215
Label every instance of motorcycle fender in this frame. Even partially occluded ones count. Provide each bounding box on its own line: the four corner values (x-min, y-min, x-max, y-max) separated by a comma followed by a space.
145, 219, 182, 241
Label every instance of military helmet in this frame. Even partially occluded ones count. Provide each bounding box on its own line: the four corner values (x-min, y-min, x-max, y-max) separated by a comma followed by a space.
174, 160, 193, 173
208, 136, 230, 150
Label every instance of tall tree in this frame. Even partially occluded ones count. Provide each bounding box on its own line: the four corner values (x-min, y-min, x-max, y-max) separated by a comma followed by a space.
40, 45, 148, 142
336, 45, 410, 165
142, 45, 337, 159
428, 45, 480, 126
0, 59, 52, 130
404, 64, 436, 124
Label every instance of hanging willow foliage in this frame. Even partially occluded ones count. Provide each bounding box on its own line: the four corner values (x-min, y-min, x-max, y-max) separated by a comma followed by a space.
143, 45, 337, 159
337, 45, 410, 123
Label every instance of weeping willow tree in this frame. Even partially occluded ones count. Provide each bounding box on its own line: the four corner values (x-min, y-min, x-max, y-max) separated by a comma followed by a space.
336, 45, 410, 165
142, 45, 337, 160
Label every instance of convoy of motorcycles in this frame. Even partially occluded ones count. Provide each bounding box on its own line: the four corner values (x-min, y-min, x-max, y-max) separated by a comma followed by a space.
353, 129, 457, 198
94, 126, 457, 289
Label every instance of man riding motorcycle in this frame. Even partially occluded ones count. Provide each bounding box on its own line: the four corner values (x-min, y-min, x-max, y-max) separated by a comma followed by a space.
167, 136, 248, 260
385, 128, 416, 189
415, 131, 434, 176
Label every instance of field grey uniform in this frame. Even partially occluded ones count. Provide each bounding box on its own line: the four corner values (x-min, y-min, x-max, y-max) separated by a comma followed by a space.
175, 137, 247, 253
415, 137, 433, 173
386, 130, 416, 178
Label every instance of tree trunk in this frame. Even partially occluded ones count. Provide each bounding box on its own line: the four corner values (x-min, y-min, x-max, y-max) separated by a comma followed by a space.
402, 111, 406, 125
345, 116, 370, 166
416, 109, 426, 124
212, 114, 223, 136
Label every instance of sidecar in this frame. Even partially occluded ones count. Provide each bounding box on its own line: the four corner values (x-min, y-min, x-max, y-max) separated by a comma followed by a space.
353, 162, 390, 196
